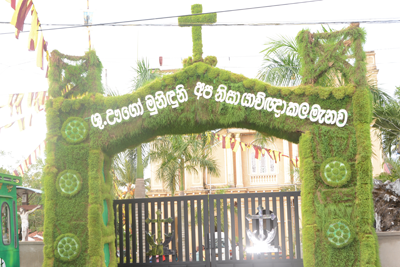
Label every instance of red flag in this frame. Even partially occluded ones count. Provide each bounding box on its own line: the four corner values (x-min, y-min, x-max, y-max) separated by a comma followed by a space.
266, 149, 274, 160
230, 139, 236, 150
27, 113, 33, 127
14, 0, 30, 31
27, 155, 32, 165
13, 170, 19, 176
222, 136, 226, 149
254, 146, 260, 159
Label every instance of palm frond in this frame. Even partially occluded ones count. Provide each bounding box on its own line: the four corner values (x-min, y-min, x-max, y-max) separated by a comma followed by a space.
131, 59, 161, 92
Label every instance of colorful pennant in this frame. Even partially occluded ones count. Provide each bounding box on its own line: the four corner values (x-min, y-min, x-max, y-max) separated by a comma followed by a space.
213, 132, 299, 167
13, 140, 46, 175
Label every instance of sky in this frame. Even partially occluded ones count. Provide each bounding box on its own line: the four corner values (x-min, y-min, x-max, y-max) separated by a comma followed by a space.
0, 0, 399, 171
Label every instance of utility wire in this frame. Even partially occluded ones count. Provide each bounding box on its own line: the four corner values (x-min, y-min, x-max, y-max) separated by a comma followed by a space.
2, 18, 400, 35
0, 0, 322, 35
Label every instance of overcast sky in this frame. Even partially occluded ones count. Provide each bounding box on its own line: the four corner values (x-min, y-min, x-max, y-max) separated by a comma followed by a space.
0, 0, 399, 171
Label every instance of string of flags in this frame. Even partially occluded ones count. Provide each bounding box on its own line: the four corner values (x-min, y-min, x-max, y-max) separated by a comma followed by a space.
13, 140, 46, 176
213, 133, 300, 168
5, 0, 50, 75
0, 91, 48, 133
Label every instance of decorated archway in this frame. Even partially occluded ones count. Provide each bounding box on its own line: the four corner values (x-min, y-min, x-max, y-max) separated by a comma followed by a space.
42, 21, 379, 267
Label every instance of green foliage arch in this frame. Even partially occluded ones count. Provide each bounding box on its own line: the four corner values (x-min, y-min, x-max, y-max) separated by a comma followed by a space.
42, 24, 380, 267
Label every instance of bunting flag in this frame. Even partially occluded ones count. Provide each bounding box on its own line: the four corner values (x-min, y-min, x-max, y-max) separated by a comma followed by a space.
212, 132, 300, 167
36, 33, 44, 69
5, 0, 17, 10
17, 117, 25, 131
27, 92, 34, 107
0, 122, 15, 133
0, 109, 44, 134
17, 164, 24, 175
254, 146, 260, 159
28, 5, 39, 51
232, 140, 240, 153
240, 142, 247, 151
14, 93, 24, 114
7, 0, 50, 74
10, 0, 32, 32
230, 138, 236, 150
273, 150, 281, 163
13, 140, 46, 175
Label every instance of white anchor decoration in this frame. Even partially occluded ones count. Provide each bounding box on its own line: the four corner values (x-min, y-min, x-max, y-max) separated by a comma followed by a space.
246, 205, 279, 253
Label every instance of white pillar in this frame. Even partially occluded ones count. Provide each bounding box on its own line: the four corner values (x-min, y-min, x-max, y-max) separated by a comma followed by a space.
292, 143, 299, 183
227, 144, 235, 187
283, 140, 290, 184
235, 135, 244, 187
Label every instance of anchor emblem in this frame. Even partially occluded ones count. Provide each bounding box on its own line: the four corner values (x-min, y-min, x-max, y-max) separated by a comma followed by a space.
246, 205, 279, 253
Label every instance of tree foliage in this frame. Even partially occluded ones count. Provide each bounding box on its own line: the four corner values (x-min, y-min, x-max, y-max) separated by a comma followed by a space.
147, 133, 220, 196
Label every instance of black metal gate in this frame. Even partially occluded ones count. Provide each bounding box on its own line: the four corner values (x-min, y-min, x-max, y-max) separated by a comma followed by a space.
114, 192, 303, 267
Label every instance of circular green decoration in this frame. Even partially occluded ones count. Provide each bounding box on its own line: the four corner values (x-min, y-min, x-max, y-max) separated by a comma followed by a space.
320, 157, 351, 187
61, 117, 89, 144
326, 219, 354, 248
56, 170, 82, 197
54, 233, 81, 262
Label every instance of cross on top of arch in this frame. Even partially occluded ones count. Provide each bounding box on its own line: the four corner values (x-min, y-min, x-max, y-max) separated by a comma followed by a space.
178, 4, 217, 62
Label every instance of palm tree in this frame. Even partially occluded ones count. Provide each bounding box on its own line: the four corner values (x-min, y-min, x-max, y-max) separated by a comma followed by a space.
132, 59, 160, 198
147, 133, 220, 196
107, 59, 159, 199
257, 29, 347, 87
257, 35, 302, 87
372, 87, 400, 157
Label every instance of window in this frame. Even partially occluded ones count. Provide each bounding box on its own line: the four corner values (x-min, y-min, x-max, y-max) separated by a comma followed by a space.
269, 157, 275, 173
1, 202, 11, 245
260, 155, 267, 173
250, 151, 257, 173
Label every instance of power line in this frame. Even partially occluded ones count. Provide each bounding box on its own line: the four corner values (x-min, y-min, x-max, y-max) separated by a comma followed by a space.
2, 18, 400, 36
0, 0, 322, 35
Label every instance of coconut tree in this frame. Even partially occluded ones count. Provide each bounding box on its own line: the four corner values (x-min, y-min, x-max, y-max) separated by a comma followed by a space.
131, 59, 160, 198
107, 59, 159, 198
257, 27, 344, 88
147, 133, 220, 196
372, 86, 400, 157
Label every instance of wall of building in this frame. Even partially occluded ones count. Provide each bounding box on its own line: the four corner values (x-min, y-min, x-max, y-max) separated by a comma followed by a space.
19, 241, 44, 267
377, 231, 400, 267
